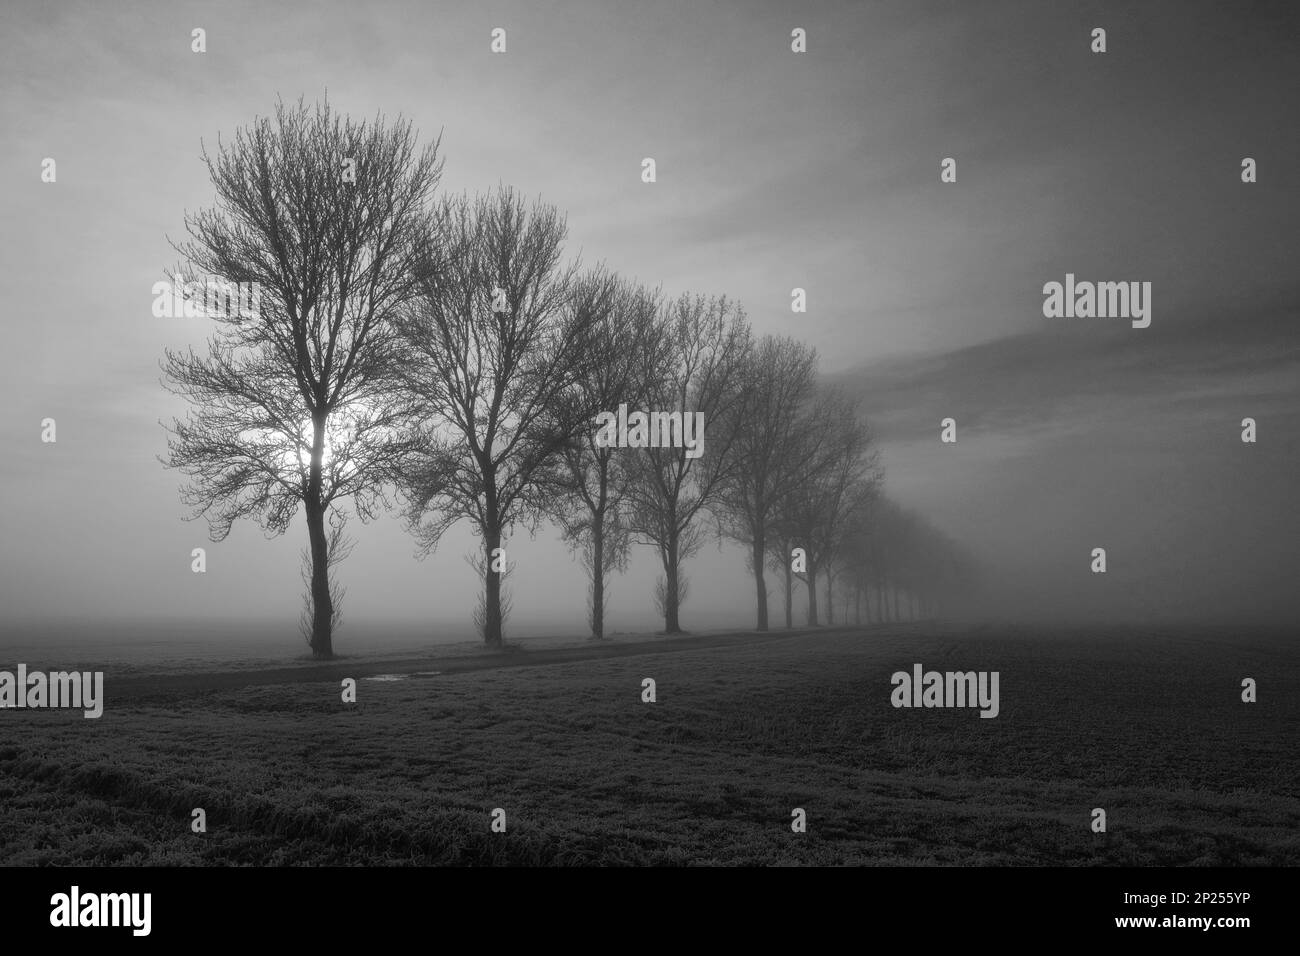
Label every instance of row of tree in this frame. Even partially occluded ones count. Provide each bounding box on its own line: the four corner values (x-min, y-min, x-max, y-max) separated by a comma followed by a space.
161, 99, 974, 658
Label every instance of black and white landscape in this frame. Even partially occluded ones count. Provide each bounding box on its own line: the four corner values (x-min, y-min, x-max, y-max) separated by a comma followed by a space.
0, 0, 1296, 878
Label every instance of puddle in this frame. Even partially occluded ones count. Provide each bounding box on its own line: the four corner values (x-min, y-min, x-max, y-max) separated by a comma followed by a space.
361, 671, 442, 682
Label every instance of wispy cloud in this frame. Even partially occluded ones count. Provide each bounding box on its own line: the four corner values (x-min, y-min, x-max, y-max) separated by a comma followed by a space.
832, 304, 1300, 623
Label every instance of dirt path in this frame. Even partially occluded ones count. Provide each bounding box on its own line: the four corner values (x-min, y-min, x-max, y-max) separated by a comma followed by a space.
102, 624, 881, 702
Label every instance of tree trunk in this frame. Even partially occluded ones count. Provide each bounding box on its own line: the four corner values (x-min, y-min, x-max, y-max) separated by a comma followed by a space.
893, 585, 900, 622
863, 580, 871, 624
783, 562, 793, 629
663, 528, 682, 634
478, 465, 506, 648
752, 531, 768, 632
826, 569, 834, 626
806, 562, 819, 626
484, 522, 504, 647
854, 585, 861, 625
591, 508, 605, 640
306, 413, 333, 660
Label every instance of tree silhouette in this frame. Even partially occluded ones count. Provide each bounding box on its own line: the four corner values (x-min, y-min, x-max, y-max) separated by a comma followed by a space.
161, 98, 442, 659
715, 335, 819, 631
771, 389, 880, 626
393, 187, 612, 648
624, 294, 750, 634
547, 277, 663, 639
844, 496, 978, 622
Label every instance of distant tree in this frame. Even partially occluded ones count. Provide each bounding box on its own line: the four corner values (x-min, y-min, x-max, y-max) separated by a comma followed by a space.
900, 507, 976, 620
820, 476, 878, 626
772, 389, 880, 626
392, 187, 612, 648
838, 507, 873, 625
625, 294, 751, 634
860, 494, 902, 621
715, 336, 819, 631
839, 491, 977, 623
547, 278, 663, 639
766, 518, 802, 630
161, 98, 442, 659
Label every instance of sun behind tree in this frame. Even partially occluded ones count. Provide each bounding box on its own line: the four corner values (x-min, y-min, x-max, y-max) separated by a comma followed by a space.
160, 96, 443, 659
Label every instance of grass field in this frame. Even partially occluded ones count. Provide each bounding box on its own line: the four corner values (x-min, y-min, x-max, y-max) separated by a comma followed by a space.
1, 623, 1296, 865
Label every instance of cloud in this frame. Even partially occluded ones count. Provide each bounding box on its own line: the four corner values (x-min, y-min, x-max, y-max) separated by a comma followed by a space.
829, 304, 1300, 624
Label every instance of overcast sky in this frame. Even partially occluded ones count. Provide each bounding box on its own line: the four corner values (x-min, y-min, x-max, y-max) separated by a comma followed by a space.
0, 0, 1296, 642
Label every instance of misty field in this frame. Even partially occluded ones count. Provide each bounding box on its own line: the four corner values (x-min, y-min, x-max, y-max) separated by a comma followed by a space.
1, 624, 1296, 866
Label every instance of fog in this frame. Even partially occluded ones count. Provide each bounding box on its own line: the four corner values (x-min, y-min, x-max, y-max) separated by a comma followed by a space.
1, 0, 1296, 647
836, 310, 1300, 627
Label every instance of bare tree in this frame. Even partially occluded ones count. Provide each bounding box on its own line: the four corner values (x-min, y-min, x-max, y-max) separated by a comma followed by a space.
547, 278, 663, 639
624, 294, 751, 634
715, 335, 819, 631
773, 389, 880, 626
838, 502, 875, 625
161, 97, 442, 658
297, 511, 353, 644
393, 187, 612, 648
850, 494, 977, 622
766, 518, 802, 629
